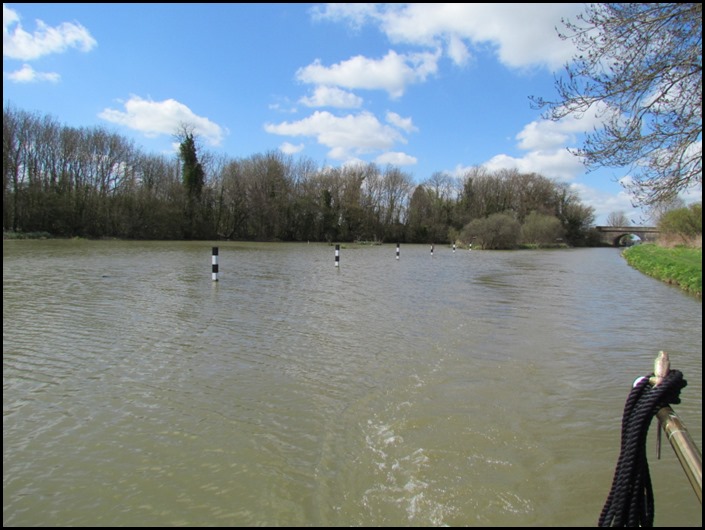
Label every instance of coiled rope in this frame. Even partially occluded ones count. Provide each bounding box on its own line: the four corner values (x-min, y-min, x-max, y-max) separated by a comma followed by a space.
598, 369, 687, 527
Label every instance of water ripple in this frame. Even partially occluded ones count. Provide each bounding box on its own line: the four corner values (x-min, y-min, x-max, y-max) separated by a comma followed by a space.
3, 242, 701, 527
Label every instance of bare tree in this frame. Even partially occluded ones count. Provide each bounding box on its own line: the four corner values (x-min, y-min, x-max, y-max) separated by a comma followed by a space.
605, 211, 631, 227
532, 3, 702, 207
646, 194, 686, 224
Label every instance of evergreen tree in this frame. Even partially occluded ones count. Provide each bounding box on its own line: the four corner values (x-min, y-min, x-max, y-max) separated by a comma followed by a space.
179, 132, 204, 200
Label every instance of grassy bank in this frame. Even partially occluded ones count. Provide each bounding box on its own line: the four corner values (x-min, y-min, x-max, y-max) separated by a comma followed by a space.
4, 230, 54, 240
623, 244, 702, 297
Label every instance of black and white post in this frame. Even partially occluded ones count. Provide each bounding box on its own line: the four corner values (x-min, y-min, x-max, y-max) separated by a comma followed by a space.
431, 244, 434, 257
335, 244, 340, 267
396, 243, 400, 260
212, 246, 219, 281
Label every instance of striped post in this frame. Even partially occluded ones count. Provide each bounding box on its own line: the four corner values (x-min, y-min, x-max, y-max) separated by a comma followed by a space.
212, 246, 219, 281
453, 243, 456, 253
431, 244, 434, 257
396, 243, 400, 260
335, 244, 340, 267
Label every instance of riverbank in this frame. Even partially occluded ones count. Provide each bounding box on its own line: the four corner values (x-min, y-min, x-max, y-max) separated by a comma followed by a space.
4, 230, 54, 240
623, 244, 702, 297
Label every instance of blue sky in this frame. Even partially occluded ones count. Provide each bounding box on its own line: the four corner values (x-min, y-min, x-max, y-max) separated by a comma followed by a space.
4, 3, 699, 225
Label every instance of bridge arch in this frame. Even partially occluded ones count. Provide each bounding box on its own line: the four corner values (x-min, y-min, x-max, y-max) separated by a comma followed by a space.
594, 226, 660, 247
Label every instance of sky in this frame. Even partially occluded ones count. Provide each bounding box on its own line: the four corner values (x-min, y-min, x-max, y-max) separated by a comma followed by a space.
3, 3, 701, 225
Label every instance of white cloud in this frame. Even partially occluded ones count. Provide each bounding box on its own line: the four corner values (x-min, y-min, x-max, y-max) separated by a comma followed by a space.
310, 3, 378, 30
572, 181, 649, 225
516, 103, 610, 151
446, 33, 470, 66
299, 86, 363, 108
264, 110, 406, 161
483, 149, 585, 182
341, 157, 368, 169
268, 97, 298, 114
517, 120, 578, 152
478, 101, 617, 184
3, 3, 97, 61
313, 3, 582, 70
385, 111, 417, 134
4, 63, 59, 83
375, 151, 417, 166
279, 142, 305, 155
99, 95, 226, 146
296, 49, 440, 99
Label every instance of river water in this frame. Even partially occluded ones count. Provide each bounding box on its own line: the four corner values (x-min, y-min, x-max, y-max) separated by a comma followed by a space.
3, 240, 702, 527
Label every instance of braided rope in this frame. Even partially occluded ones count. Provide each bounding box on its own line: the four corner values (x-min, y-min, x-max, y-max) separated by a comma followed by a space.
598, 370, 687, 527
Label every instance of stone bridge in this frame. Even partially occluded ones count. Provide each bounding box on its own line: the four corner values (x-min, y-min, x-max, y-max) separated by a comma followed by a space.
594, 225, 660, 246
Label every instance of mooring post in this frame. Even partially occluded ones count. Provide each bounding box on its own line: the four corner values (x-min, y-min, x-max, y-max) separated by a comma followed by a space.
335, 244, 340, 267
431, 244, 434, 257
396, 243, 400, 260
212, 247, 219, 281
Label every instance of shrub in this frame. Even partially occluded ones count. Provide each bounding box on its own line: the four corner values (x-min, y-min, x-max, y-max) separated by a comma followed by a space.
460, 212, 520, 249
520, 211, 565, 246
658, 203, 702, 244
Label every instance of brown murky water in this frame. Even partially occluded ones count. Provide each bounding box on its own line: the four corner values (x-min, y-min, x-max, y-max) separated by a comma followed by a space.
3, 240, 702, 526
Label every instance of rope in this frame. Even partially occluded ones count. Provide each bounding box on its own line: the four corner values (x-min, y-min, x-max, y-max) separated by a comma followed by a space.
598, 370, 687, 527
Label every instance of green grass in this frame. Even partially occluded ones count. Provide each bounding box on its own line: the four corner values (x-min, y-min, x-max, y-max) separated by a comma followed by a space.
623, 244, 702, 297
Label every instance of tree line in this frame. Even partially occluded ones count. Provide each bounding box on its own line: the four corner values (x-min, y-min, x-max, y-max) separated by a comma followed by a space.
3, 104, 598, 247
